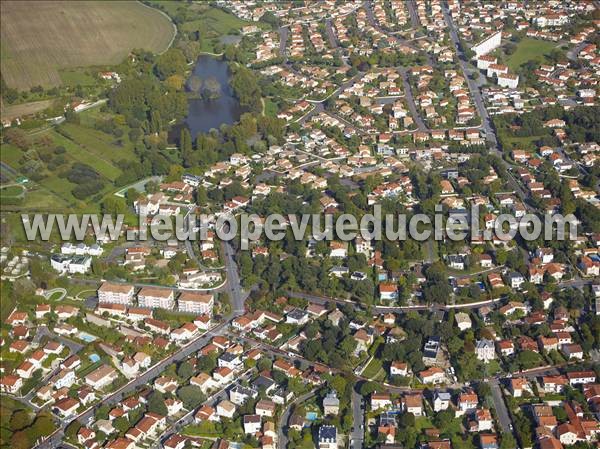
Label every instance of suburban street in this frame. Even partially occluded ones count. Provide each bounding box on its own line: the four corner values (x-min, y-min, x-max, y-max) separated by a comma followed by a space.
277, 390, 317, 449
398, 67, 428, 131
350, 388, 364, 449
35, 248, 246, 449
489, 378, 512, 433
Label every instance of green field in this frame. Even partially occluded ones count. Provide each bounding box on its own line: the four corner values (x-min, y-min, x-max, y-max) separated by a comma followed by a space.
498, 134, 546, 152
1, 113, 140, 211
0, 186, 24, 197
150, 2, 255, 53
361, 357, 384, 380
263, 98, 279, 117
180, 8, 250, 36
0, 1, 175, 90
59, 69, 98, 88
507, 38, 557, 71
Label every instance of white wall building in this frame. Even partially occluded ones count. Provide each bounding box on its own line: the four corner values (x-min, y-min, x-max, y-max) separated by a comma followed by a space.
98, 282, 135, 305
472, 31, 501, 58
177, 292, 214, 315
138, 287, 175, 310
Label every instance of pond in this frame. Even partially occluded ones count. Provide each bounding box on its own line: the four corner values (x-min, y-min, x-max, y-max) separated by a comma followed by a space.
181, 55, 242, 137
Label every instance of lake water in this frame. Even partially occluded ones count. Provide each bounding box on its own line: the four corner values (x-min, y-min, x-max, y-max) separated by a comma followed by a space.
183, 55, 242, 137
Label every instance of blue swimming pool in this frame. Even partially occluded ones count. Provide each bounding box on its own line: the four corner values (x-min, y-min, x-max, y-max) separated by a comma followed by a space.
306, 412, 318, 421
89, 354, 100, 363
78, 331, 97, 343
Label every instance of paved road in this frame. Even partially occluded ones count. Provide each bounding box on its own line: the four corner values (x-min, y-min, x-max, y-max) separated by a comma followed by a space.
441, 4, 496, 148
36, 240, 248, 449
279, 26, 289, 60
489, 378, 512, 433
33, 326, 84, 354
362, 0, 417, 49
43, 288, 67, 301
350, 388, 364, 449
155, 369, 253, 448
399, 67, 428, 131
222, 241, 247, 314
441, 3, 548, 213
325, 20, 338, 49
405, 0, 421, 29
288, 291, 507, 313
35, 320, 234, 449
278, 390, 317, 449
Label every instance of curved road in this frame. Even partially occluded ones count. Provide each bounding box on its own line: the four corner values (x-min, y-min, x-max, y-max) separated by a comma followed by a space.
277, 390, 318, 449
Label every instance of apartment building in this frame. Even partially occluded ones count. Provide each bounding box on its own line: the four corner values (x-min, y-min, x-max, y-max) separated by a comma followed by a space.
138, 287, 175, 310
97, 282, 135, 305
177, 292, 214, 315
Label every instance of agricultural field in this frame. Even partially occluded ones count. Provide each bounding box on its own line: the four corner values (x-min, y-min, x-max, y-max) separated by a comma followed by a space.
0, 1, 175, 90
0, 99, 54, 122
506, 38, 557, 71
1, 107, 140, 212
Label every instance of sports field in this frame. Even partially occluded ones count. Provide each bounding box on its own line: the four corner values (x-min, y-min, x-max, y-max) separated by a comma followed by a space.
0, 1, 175, 90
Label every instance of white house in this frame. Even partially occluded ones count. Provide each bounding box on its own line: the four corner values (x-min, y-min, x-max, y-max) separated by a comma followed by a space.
243, 414, 262, 434
433, 391, 452, 412
454, 312, 472, 331
475, 339, 495, 363
498, 73, 519, 89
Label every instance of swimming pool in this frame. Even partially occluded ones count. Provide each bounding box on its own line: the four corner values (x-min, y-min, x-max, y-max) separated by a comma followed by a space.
89, 354, 100, 363
306, 411, 318, 421
78, 331, 97, 343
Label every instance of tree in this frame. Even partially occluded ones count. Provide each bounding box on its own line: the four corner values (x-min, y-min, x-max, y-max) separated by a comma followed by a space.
10, 410, 32, 432
398, 412, 415, 428
188, 75, 202, 93
11, 431, 30, 449
101, 196, 127, 216
64, 420, 82, 438
181, 128, 193, 168
155, 49, 187, 80
500, 432, 516, 449
202, 77, 221, 100
147, 391, 168, 416
177, 361, 194, 380
113, 416, 130, 434
433, 409, 455, 431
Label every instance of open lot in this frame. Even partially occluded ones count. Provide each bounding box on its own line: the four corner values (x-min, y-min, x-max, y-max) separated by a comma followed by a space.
0, 1, 175, 90
506, 38, 557, 71
0, 99, 54, 122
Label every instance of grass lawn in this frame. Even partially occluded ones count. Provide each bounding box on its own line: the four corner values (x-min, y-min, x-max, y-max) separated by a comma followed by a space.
0, 185, 24, 197
361, 357, 384, 380
0, 283, 16, 323
181, 8, 249, 36
1, 115, 142, 211
507, 38, 557, 71
59, 69, 97, 87
49, 131, 122, 182
499, 134, 544, 151
148, 2, 253, 53
58, 122, 137, 164
263, 98, 279, 117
